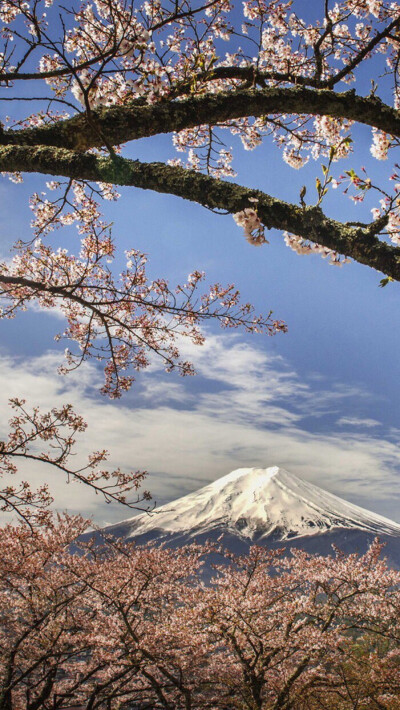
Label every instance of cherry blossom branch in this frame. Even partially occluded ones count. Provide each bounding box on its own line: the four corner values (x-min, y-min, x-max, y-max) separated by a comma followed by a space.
324, 14, 400, 88
0, 398, 151, 526
1, 145, 397, 280
0, 234, 285, 397
0, 0, 224, 85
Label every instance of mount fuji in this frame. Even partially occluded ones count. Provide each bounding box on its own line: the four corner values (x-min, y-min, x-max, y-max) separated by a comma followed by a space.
86, 467, 400, 565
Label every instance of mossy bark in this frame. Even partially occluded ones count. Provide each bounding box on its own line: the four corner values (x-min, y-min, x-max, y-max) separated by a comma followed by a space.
1, 88, 400, 152
1, 144, 399, 281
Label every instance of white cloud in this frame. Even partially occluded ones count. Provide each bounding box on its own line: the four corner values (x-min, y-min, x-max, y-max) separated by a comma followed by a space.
179, 335, 308, 400
337, 416, 381, 428
139, 379, 192, 404
0, 334, 398, 527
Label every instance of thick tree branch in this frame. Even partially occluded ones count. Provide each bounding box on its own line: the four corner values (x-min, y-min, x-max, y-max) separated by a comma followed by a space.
1, 144, 399, 280
2, 88, 400, 152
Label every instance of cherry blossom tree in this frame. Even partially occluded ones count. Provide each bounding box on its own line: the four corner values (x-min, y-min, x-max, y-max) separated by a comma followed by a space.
1, 528, 400, 710
198, 542, 400, 709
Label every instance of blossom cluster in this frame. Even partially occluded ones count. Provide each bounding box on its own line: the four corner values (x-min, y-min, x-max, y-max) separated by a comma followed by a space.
371, 197, 400, 245
233, 205, 268, 246
370, 127, 392, 160
284, 232, 351, 266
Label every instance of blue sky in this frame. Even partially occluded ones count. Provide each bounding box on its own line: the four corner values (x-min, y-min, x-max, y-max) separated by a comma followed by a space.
0, 11, 400, 525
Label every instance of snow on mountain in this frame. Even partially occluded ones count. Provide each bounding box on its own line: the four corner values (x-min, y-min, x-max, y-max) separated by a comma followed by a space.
102, 466, 400, 543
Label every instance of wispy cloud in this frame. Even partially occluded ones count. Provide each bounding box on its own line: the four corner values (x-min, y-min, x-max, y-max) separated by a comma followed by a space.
0, 334, 398, 526
337, 416, 381, 428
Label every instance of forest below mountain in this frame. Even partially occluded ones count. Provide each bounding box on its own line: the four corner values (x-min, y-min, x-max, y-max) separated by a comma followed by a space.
1, 521, 400, 710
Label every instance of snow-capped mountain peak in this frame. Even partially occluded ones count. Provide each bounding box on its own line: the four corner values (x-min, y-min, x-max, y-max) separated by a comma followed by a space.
103, 466, 400, 542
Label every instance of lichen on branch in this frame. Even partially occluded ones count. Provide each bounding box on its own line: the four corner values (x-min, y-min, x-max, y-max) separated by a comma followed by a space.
1, 144, 399, 280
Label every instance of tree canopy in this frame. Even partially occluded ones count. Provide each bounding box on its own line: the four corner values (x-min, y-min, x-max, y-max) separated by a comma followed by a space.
1, 526, 400, 710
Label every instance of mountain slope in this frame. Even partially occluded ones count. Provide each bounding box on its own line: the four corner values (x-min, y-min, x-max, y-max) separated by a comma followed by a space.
98, 467, 400, 550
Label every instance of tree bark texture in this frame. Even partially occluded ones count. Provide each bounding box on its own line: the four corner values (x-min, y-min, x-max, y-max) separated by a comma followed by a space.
1, 144, 399, 280
1, 88, 400, 152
